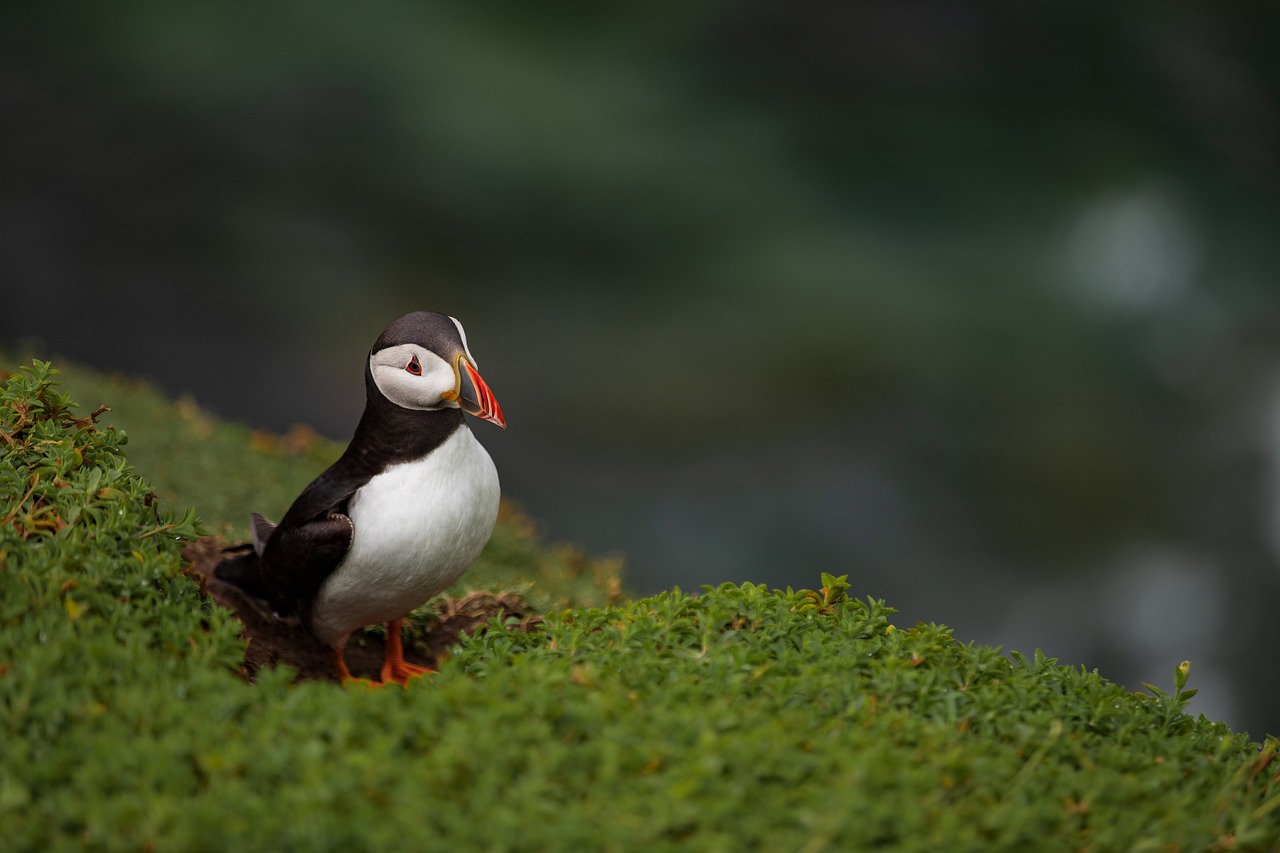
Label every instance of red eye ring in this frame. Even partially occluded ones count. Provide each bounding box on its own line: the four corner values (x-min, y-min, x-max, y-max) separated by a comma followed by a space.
406, 356, 423, 376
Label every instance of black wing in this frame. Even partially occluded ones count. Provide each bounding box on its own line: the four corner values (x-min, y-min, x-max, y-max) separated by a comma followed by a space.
215, 456, 371, 614
259, 461, 371, 607
258, 511, 355, 610
213, 512, 354, 618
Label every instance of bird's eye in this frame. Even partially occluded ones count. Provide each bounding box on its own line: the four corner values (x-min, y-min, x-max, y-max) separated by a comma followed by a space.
406, 356, 423, 376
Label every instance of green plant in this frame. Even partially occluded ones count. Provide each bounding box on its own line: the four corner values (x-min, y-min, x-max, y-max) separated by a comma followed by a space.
2, 360, 1278, 852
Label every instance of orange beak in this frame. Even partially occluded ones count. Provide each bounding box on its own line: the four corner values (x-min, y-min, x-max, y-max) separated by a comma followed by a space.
447, 354, 506, 429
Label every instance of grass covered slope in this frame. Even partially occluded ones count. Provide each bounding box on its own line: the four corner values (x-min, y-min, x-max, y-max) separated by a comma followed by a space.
2, 360, 1279, 851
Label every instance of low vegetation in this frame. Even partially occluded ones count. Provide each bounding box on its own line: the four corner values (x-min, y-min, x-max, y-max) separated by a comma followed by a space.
2, 359, 1278, 851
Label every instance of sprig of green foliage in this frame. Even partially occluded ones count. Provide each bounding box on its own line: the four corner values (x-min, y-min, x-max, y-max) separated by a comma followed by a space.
2, 360, 1278, 851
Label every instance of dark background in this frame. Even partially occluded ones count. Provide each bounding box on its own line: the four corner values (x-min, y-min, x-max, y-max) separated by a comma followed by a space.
3, 3, 1278, 737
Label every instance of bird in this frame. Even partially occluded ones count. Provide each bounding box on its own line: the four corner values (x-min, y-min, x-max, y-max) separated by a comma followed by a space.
214, 310, 506, 686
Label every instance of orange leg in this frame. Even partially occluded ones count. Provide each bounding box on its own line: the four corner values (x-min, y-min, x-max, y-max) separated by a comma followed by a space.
330, 646, 377, 689
380, 618, 435, 685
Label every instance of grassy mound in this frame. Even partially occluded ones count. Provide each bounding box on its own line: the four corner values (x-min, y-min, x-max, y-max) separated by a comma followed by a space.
2, 360, 1278, 851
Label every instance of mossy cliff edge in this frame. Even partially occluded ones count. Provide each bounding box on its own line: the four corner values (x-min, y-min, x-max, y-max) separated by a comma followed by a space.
2, 360, 1278, 851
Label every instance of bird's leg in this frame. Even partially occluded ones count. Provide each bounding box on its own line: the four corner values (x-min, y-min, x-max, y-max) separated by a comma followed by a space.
330, 646, 377, 689
380, 618, 435, 685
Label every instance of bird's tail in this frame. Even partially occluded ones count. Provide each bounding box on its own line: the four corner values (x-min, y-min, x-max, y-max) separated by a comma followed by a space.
212, 544, 272, 600
212, 512, 279, 600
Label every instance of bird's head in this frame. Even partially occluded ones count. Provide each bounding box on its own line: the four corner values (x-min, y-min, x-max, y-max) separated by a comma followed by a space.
367, 311, 506, 428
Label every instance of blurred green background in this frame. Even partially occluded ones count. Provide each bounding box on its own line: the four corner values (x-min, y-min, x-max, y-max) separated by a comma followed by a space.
3, 3, 1278, 736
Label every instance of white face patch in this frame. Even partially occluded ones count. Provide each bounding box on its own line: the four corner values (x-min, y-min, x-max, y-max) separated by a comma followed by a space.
369, 343, 459, 411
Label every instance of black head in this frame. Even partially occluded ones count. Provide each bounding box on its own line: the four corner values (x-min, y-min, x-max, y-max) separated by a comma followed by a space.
365, 311, 505, 428
372, 311, 467, 354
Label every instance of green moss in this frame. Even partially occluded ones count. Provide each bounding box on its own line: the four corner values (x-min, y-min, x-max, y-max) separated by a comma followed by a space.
2, 360, 1278, 851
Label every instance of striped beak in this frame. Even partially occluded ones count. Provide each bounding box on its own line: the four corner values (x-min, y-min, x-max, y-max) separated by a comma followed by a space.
446, 354, 506, 429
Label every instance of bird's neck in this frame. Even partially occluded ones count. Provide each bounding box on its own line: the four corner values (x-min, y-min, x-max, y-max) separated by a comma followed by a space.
344, 394, 466, 475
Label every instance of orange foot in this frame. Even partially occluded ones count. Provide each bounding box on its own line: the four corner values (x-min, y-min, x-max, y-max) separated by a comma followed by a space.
379, 618, 437, 686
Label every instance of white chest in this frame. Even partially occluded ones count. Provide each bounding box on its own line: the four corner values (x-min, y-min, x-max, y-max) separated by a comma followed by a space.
309, 427, 500, 646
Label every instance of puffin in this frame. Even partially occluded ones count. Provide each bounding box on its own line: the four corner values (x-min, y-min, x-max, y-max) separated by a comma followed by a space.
214, 311, 506, 686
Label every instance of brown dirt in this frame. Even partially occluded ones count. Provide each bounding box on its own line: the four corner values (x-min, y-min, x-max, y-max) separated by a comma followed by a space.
182, 537, 542, 684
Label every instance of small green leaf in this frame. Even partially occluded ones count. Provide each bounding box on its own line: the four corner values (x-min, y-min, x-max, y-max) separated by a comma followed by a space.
1175, 660, 1191, 692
